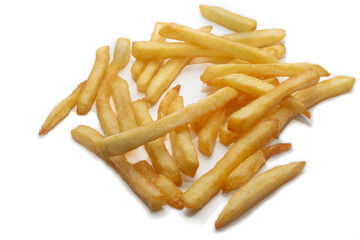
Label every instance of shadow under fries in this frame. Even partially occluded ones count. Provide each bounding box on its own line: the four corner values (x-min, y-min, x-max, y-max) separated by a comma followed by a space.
214, 170, 305, 232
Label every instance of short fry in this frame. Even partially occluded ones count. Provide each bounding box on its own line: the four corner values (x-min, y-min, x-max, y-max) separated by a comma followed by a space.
223, 29, 286, 47
199, 5, 256, 32
77, 46, 110, 115
215, 162, 305, 229
183, 119, 279, 209
222, 143, 292, 193
228, 70, 319, 132
39, 81, 86, 136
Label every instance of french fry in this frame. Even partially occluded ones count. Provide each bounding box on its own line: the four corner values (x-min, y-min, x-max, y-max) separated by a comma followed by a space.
132, 99, 182, 186
96, 38, 130, 136
222, 143, 292, 193
219, 124, 242, 146
111, 77, 137, 131
157, 85, 181, 120
133, 161, 184, 210
199, 5, 256, 32
223, 29, 286, 47
215, 162, 305, 229
209, 73, 311, 118
228, 70, 320, 133
183, 119, 279, 209
39, 81, 86, 136
262, 44, 286, 59
201, 62, 330, 83
159, 23, 278, 64
167, 96, 199, 177
71, 125, 166, 210
190, 112, 213, 133
188, 57, 234, 65
77, 46, 110, 115
145, 26, 213, 105
97, 87, 238, 157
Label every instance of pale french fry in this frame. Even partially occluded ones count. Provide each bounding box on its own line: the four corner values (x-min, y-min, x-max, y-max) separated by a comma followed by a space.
136, 59, 164, 92
223, 29, 286, 47
111, 77, 137, 131
209, 73, 311, 118
199, 5, 256, 32
269, 76, 356, 136
145, 26, 213, 105
183, 119, 279, 209
215, 162, 305, 229
201, 62, 330, 83
77, 46, 110, 115
222, 143, 292, 193
96, 38, 130, 136
167, 96, 199, 177
262, 44, 286, 59
188, 57, 234, 65
132, 42, 231, 60
159, 23, 278, 64
131, 60, 147, 81
157, 85, 180, 120
39, 81, 86, 136
71, 125, 166, 210
133, 161, 184, 210
228, 70, 320, 132
97, 87, 239, 157
132, 99, 182, 186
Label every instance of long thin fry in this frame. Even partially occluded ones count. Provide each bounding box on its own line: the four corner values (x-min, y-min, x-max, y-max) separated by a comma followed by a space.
223, 29, 286, 47
188, 57, 234, 65
97, 87, 238, 157
199, 5, 257, 32
215, 162, 305, 229
77, 46, 110, 115
222, 143, 292, 193
157, 85, 180, 119
183, 119, 279, 209
136, 59, 164, 92
159, 23, 277, 63
39, 81, 86, 135
228, 70, 319, 132
132, 99, 182, 186
201, 62, 330, 83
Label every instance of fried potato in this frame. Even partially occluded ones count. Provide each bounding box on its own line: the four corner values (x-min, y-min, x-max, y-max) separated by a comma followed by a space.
134, 161, 184, 210
183, 119, 278, 209
71, 125, 166, 210
188, 57, 234, 65
77, 46, 110, 115
136, 59, 164, 92
219, 124, 242, 146
159, 23, 278, 64
96, 38, 130, 136
262, 44, 286, 59
223, 29, 286, 47
215, 162, 305, 229
199, 5, 256, 32
157, 85, 181, 119
97, 87, 238, 157
209, 73, 311, 118
131, 60, 147, 81
228, 70, 319, 132
222, 143, 292, 193
39, 81, 86, 135
132, 99, 182, 186
111, 77, 137, 131
201, 62, 330, 83
167, 96, 199, 177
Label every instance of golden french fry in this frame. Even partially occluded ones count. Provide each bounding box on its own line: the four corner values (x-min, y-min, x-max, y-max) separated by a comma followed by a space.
133, 161, 184, 210
183, 119, 279, 209
188, 57, 234, 65
219, 124, 242, 146
136, 59, 164, 93
228, 70, 319, 132
97, 87, 238, 157
222, 143, 292, 193
226, 59, 251, 64
145, 26, 213, 105
96, 38, 130, 136
77, 46, 110, 115
132, 99, 182, 186
209, 73, 311, 118
159, 23, 278, 64
269, 76, 356, 136
157, 85, 181, 119
199, 5, 256, 32
71, 125, 166, 210
201, 62, 330, 83
112, 77, 137, 131
39, 81, 86, 136
262, 44, 286, 59
167, 96, 199, 177
223, 29, 286, 47
216, 162, 305, 229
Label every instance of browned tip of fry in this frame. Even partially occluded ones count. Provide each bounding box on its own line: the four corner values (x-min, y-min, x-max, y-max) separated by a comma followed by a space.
38, 128, 47, 136
262, 143, 292, 160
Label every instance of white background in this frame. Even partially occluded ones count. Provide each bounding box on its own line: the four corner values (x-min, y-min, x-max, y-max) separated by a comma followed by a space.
1, 0, 359, 239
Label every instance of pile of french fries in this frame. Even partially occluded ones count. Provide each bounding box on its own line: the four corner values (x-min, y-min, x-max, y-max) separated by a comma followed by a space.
39, 5, 355, 229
